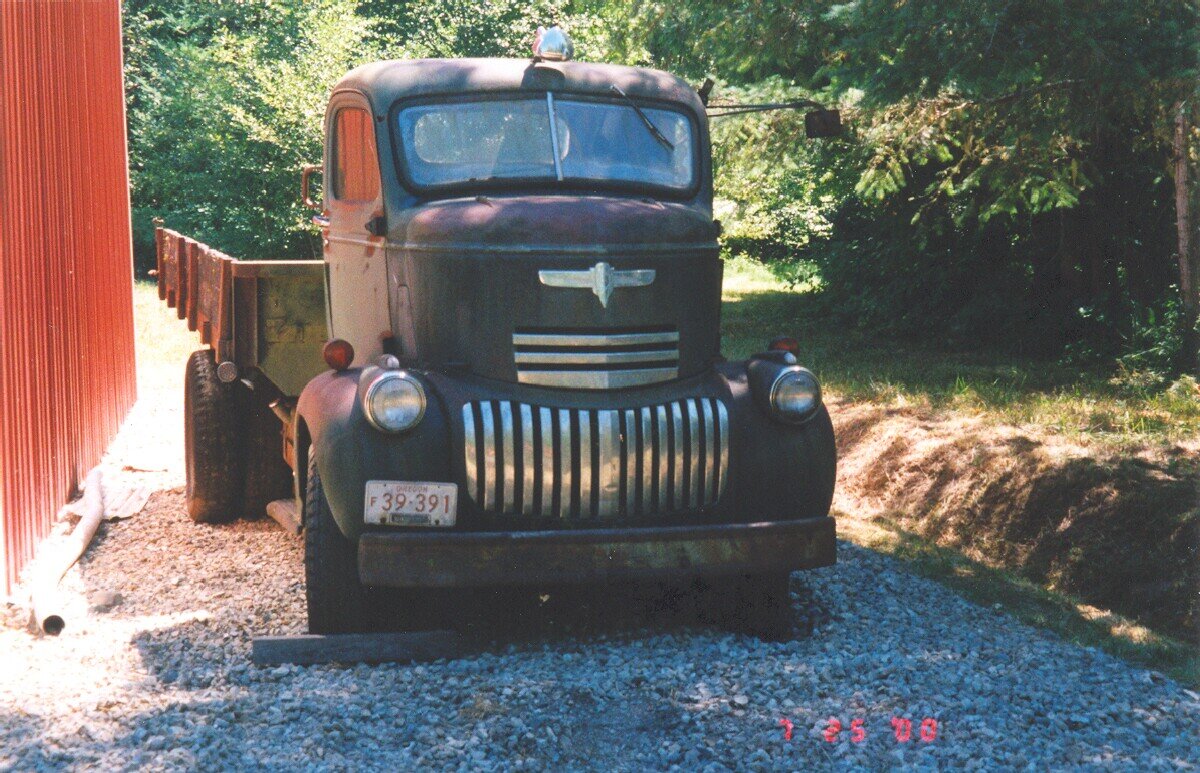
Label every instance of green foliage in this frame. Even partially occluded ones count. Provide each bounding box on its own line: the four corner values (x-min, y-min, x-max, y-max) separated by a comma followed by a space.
621, 0, 1199, 373
123, 0, 1200, 377
125, 0, 390, 262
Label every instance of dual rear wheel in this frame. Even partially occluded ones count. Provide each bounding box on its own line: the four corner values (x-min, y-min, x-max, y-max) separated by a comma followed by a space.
183, 349, 292, 524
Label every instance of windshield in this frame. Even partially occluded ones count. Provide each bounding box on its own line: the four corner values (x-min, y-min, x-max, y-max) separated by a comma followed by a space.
395, 95, 696, 192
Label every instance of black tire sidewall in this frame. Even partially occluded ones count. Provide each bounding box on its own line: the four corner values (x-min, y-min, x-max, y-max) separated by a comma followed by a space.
184, 350, 245, 523
304, 454, 369, 634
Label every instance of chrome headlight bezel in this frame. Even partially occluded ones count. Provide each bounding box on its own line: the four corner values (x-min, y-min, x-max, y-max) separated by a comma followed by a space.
362, 371, 427, 433
768, 366, 822, 424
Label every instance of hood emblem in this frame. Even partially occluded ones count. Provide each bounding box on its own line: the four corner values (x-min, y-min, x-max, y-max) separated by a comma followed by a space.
538, 262, 655, 308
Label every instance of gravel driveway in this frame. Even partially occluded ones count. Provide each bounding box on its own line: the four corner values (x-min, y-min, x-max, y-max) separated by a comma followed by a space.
2, 342, 1197, 771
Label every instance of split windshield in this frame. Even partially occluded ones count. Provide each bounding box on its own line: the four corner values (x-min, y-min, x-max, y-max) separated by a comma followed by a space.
395, 95, 696, 193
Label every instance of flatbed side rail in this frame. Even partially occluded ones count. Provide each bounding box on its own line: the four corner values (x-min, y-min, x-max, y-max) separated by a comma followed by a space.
156, 225, 237, 362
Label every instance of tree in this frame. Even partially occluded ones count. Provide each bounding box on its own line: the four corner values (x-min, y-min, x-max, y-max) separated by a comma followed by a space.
1176, 100, 1200, 372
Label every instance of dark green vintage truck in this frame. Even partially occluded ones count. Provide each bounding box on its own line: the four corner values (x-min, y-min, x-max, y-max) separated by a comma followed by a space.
156, 31, 837, 638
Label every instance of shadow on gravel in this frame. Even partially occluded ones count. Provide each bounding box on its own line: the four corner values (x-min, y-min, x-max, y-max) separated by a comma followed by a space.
0, 710, 60, 769
132, 619, 229, 689
371, 575, 829, 650
18, 698, 267, 770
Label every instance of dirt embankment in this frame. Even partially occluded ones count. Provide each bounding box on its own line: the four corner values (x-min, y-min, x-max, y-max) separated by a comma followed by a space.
829, 399, 1200, 643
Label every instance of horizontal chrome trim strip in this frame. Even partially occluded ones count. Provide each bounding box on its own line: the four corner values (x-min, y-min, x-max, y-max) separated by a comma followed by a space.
514, 349, 679, 366
325, 235, 386, 250
513, 331, 680, 347
518, 368, 679, 389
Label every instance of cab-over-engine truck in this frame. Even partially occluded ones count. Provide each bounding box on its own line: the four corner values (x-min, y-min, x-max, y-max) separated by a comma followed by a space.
157, 36, 837, 639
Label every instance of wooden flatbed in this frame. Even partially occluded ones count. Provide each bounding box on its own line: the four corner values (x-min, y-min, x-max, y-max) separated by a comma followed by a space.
154, 225, 327, 396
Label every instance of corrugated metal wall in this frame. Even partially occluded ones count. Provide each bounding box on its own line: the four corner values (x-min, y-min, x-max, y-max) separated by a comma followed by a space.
0, 0, 137, 594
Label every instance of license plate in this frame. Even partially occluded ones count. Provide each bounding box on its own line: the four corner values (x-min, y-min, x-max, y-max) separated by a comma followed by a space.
364, 481, 457, 527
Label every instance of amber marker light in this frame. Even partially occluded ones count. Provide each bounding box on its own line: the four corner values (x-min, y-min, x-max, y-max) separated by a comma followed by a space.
769, 336, 800, 356
323, 339, 355, 371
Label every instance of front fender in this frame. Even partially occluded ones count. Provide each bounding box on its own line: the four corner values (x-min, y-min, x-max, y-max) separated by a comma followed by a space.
715, 360, 836, 522
296, 368, 453, 542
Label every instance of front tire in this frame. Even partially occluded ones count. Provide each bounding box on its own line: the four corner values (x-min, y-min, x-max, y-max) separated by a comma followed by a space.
304, 453, 370, 634
184, 350, 244, 523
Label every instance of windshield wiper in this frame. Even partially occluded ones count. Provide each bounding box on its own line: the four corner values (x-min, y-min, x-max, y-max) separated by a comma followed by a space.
609, 85, 674, 151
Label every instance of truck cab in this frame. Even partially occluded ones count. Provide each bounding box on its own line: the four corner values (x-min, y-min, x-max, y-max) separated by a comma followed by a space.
161, 38, 836, 638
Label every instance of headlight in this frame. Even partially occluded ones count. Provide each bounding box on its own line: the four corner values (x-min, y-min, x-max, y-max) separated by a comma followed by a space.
363, 372, 426, 433
769, 367, 821, 423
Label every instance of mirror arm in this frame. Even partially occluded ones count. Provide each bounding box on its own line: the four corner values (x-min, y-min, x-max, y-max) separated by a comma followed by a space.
705, 99, 825, 118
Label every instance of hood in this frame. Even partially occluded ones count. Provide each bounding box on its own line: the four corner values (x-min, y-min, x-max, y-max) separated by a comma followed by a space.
391, 195, 719, 249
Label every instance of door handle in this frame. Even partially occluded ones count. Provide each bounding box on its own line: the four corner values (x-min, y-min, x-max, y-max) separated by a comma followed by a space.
365, 215, 387, 237
312, 214, 330, 228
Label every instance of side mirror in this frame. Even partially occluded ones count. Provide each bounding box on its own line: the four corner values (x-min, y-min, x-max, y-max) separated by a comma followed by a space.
805, 109, 842, 138
301, 163, 322, 210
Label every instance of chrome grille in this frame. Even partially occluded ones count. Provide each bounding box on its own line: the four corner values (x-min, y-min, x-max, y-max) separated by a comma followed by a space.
462, 398, 729, 520
513, 328, 679, 389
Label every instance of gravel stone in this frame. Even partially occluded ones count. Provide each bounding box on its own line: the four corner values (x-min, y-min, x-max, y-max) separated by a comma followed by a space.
1, 346, 1197, 771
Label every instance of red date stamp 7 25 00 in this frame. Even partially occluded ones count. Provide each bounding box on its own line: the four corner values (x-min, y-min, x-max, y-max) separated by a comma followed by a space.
778, 717, 939, 744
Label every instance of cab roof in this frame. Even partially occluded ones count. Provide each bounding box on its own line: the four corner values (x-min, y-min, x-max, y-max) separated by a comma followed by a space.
332, 58, 706, 117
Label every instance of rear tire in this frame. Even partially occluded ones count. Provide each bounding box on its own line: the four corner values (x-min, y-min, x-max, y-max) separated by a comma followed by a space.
304, 454, 371, 634
241, 396, 294, 520
184, 350, 244, 523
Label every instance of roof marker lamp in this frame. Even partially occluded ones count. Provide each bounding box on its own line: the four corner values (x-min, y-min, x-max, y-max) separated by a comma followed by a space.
363, 371, 427, 433
532, 25, 574, 61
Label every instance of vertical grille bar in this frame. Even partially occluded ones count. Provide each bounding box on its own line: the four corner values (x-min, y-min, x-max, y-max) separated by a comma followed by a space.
623, 409, 637, 515
670, 401, 685, 510
701, 398, 716, 504
519, 403, 535, 516
462, 404, 478, 504
717, 400, 729, 499
539, 407, 553, 517
640, 406, 654, 515
498, 402, 516, 513
597, 410, 621, 519
686, 399, 701, 508
480, 401, 497, 511
578, 411, 593, 518
655, 405, 669, 512
557, 408, 572, 519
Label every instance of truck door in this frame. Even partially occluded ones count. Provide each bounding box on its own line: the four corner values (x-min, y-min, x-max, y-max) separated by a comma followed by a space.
324, 99, 391, 366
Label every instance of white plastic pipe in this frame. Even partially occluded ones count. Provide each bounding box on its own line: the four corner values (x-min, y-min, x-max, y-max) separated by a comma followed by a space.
30, 467, 104, 635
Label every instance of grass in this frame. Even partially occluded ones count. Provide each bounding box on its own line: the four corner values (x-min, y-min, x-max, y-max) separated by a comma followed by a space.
133, 281, 198, 362
721, 256, 1200, 447
838, 513, 1200, 687
719, 258, 1198, 685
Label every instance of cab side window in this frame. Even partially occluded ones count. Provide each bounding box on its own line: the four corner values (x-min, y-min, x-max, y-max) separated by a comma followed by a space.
333, 108, 380, 202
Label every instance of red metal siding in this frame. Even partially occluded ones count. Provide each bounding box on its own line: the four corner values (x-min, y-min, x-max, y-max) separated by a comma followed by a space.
0, 0, 137, 594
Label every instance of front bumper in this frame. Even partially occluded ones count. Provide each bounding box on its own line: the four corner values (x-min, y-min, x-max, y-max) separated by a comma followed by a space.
358, 516, 836, 587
